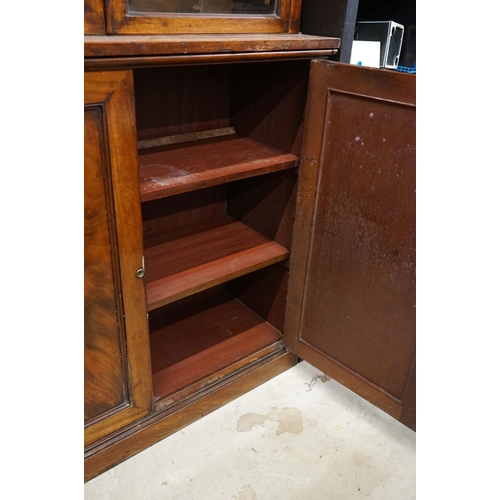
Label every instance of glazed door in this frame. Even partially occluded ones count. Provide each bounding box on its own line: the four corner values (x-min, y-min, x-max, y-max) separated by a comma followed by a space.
84, 71, 153, 448
285, 61, 416, 430
105, 0, 301, 35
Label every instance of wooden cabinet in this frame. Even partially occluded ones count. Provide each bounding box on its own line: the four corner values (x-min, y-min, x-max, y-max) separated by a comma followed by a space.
84, 31, 415, 481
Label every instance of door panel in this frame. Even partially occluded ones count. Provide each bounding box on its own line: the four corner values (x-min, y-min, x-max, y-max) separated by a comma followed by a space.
285, 61, 415, 428
84, 71, 153, 448
84, 107, 129, 421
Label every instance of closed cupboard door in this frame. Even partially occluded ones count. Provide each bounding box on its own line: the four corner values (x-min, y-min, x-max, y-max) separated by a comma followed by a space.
285, 61, 416, 430
84, 70, 153, 448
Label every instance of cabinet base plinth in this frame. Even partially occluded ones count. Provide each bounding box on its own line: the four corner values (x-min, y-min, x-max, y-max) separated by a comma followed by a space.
84, 349, 297, 482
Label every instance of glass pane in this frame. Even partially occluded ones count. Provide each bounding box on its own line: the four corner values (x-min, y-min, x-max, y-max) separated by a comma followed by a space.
129, 0, 278, 15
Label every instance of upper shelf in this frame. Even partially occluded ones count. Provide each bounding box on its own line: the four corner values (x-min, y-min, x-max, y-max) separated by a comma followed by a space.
139, 132, 298, 201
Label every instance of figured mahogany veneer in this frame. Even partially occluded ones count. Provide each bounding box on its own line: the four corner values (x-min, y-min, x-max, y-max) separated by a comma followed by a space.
144, 216, 289, 310
84, 70, 153, 449
139, 134, 298, 201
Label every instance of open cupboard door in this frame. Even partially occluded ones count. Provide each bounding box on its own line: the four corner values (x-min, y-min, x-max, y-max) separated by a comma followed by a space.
284, 60, 416, 431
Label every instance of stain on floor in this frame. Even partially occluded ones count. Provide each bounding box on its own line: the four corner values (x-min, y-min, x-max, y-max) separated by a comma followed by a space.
231, 484, 257, 500
306, 373, 331, 391
237, 407, 303, 435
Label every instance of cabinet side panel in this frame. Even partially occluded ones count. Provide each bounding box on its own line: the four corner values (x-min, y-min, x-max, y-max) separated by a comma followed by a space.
299, 0, 359, 62
227, 264, 289, 333
230, 60, 310, 156
227, 170, 297, 249
84, 0, 107, 34
84, 106, 128, 422
400, 354, 416, 431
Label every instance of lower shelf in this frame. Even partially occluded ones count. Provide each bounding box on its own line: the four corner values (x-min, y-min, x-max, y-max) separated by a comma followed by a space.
149, 289, 283, 405
144, 216, 289, 311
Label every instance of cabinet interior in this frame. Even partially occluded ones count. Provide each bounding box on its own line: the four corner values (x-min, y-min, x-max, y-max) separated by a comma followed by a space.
133, 60, 309, 406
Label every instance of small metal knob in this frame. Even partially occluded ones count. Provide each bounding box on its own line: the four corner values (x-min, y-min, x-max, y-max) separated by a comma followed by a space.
136, 268, 145, 279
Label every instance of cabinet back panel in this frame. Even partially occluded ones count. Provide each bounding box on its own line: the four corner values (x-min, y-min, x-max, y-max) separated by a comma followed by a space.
134, 65, 232, 140
141, 185, 227, 247
141, 169, 297, 250
133, 60, 310, 155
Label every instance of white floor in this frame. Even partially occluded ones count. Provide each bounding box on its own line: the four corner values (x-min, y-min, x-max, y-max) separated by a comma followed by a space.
84, 361, 416, 500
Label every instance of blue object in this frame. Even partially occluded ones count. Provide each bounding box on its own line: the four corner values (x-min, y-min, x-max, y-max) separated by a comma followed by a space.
396, 63, 416, 74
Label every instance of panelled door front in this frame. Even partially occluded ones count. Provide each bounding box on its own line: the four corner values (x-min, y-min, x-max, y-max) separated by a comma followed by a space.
285, 61, 416, 430
84, 70, 153, 449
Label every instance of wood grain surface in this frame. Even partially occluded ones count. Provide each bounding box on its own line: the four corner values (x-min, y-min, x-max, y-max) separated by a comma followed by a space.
139, 135, 298, 201
84, 34, 340, 57
144, 216, 289, 309
149, 289, 282, 399
84, 70, 153, 448
285, 61, 416, 424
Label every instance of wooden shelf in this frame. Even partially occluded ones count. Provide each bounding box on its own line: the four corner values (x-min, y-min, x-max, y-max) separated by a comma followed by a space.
149, 290, 282, 402
144, 216, 289, 311
138, 134, 298, 201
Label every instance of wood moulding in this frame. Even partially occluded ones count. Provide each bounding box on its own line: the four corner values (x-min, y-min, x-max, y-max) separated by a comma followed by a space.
84, 50, 338, 69
144, 215, 289, 310
84, 34, 341, 58
83, 34, 340, 69
84, 349, 297, 482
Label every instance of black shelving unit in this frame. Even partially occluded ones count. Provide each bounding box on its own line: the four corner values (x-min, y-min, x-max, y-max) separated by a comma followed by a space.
300, 0, 415, 67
